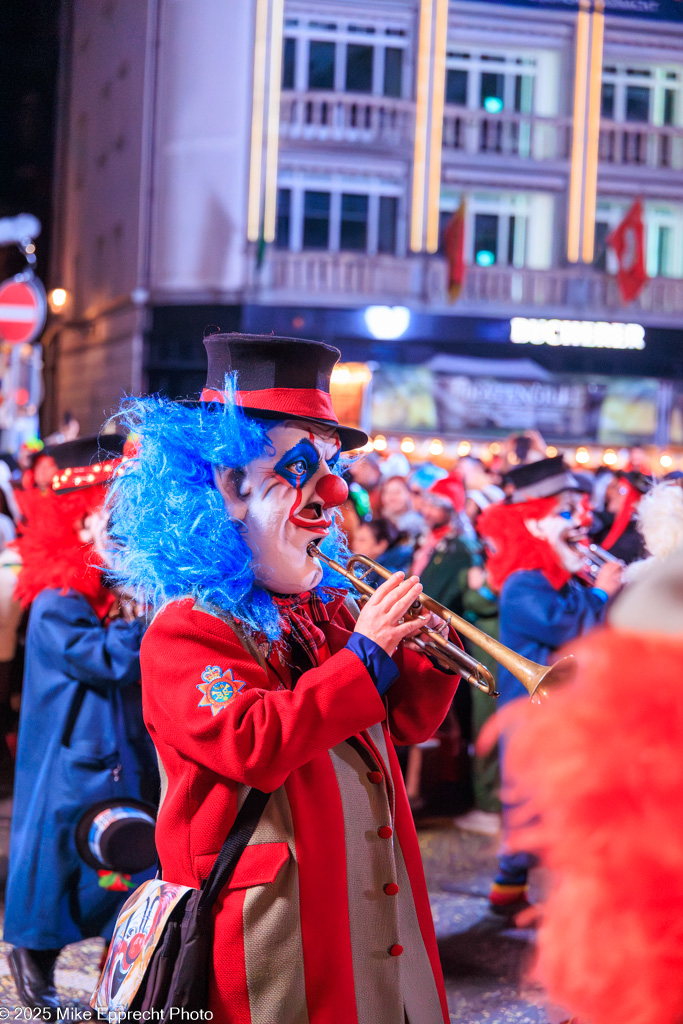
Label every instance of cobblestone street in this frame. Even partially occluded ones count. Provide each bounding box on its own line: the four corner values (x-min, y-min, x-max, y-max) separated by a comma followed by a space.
0, 802, 557, 1023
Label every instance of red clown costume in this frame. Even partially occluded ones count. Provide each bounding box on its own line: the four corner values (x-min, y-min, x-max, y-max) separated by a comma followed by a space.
501, 549, 683, 1024
111, 335, 461, 1024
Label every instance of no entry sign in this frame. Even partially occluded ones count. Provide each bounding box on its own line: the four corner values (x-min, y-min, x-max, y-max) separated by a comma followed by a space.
0, 275, 47, 345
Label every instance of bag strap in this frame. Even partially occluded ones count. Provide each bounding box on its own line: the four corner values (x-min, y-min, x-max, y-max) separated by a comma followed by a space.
198, 787, 270, 914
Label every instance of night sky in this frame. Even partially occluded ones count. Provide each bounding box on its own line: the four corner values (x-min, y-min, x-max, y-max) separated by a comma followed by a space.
0, 0, 61, 284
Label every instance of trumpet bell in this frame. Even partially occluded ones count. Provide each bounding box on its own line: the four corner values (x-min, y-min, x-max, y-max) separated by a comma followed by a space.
526, 655, 577, 704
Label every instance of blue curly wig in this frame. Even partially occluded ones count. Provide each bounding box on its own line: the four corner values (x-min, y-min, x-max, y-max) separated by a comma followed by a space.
107, 381, 350, 640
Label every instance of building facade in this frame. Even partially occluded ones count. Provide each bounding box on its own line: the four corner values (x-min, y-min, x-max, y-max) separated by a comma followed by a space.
48, 0, 683, 450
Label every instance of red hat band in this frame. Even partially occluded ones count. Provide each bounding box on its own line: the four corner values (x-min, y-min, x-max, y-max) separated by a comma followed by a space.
201, 387, 338, 425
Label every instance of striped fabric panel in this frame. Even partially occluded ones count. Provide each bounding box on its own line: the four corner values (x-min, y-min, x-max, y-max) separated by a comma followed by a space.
242, 787, 309, 1024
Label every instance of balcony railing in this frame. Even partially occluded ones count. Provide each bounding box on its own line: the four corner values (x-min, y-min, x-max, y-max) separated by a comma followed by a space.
441, 106, 683, 169
442, 104, 572, 162
251, 249, 683, 326
599, 119, 683, 170
279, 90, 414, 149
280, 90, 683, 170
429, 262, 683, 323
258, 249, 419, 302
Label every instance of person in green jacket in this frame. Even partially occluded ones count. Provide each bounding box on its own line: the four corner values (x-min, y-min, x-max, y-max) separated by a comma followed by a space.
411, 476, 472, 616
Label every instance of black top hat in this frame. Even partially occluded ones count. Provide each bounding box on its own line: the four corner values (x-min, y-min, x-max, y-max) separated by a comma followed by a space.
616, 469, 651, 495
51, 434, 127, 493
201, 333, 368, 451
76, 798, 157, 875
506, 455, 582, 503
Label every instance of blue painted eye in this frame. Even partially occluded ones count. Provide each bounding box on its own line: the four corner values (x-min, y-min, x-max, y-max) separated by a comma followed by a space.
288, 458, 308, 477
326, 451, 341, 470
274, 440, 321, 489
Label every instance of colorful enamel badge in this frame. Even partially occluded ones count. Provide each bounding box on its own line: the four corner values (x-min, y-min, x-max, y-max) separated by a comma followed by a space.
197, 665, 246, 716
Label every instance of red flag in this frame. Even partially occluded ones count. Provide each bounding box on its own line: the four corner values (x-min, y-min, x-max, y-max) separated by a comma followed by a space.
607, 199, 648, 304
444, 201, 466, 302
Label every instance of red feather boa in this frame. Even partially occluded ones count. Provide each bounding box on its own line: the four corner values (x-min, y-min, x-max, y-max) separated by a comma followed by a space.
13, 486, 115, 619
477, 496, 571, 592
501, 629, 683, 1024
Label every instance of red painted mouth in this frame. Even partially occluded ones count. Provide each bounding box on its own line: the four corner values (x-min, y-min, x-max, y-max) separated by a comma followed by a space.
290, 500, 332, 534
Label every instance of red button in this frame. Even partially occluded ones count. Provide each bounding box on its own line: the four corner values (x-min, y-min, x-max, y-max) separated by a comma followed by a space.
389, 944, 404, 957
367, 771, 383, 784
384, 883, 399, 896
378, 825, 393, 839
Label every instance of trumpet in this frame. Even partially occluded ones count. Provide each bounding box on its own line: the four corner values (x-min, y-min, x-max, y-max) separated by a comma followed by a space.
570, 539, 624, 585
309, 544, 576, 703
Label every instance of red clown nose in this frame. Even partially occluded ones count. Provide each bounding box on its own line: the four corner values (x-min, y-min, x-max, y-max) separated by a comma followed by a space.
315, 474, 349, 509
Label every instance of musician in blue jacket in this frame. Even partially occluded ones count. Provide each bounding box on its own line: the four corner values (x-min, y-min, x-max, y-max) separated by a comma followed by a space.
477, 456, 622, 922
4, 438, 157, 1017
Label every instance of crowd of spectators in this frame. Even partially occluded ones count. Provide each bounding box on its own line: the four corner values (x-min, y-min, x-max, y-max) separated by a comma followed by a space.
0, 424, 672, 824
340, 430, 674, 834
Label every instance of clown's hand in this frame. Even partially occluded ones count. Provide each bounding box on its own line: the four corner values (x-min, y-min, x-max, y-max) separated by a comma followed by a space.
594, 561, 622, 597
403, 611, 448, 653
354, 572, 425, 657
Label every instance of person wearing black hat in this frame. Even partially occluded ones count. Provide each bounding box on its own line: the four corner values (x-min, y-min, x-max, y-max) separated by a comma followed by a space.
4, 436, 158, 1016
477, 455, 623, 923
107, 333, 463, 1024
591, 469, 650, 564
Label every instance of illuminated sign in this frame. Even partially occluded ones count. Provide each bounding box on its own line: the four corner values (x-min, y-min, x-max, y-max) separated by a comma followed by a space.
364, 306, 411, 340
510, 317, 645, 350
460, 0, 683, 22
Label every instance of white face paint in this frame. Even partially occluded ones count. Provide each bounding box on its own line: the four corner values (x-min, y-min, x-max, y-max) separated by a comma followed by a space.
217, 420, 348, 595
524, 491, 587, 574
78, 505, 110, 559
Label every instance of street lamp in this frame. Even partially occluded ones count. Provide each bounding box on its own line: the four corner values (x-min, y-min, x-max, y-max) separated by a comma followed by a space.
48, 288, 68, 313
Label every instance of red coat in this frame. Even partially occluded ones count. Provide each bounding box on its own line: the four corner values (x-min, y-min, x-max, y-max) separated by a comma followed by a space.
141, 595, 459, 1024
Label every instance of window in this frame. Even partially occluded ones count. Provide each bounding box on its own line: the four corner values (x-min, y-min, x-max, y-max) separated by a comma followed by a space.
308, 41, 335, 90
443, 193, 531, 268
514, 73, 533, 114
378, 197, 398, 254
593, 220, 610, 271
445, 50, 538, 114
601, 82, 615, 119
446, 69, 467, 105
383, 48, 403, 98
283, 19, 409, 99
276, 189, 291, 249
282, 38, 295, 89
480, 72, 504, 114
601, 65, 681, 127
346, 44, 373, 93
507, 217, 518, 266
303, 191, 330, 249
599, 199, 683, 279
664, 89, 676, 125
626, 85, 650, 122
474, 214, 498, 265
656, 224, 672, 276
437, 209, 453, 254
276, 183, 403, 255
340, 194, 368, 250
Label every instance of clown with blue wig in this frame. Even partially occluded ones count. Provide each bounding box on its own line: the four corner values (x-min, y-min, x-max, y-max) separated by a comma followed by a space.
106, 332, 462, 1024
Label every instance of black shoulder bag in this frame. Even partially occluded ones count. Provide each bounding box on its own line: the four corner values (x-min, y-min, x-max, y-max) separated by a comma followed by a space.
91, 787, 270, 1015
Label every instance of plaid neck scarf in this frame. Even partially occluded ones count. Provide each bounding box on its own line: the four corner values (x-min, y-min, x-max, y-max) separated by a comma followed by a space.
272, 587, 346, 667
